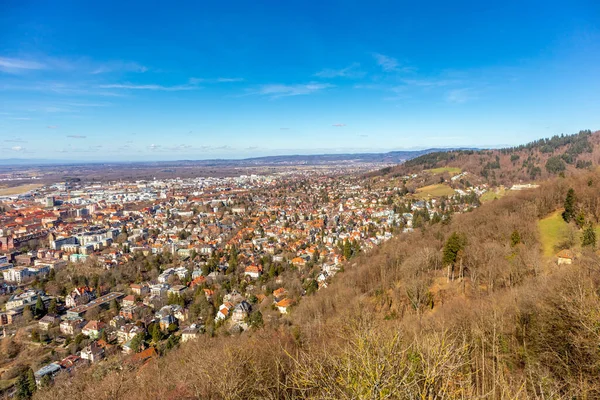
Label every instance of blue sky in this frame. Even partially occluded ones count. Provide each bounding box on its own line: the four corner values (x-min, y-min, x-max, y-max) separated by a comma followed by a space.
1, 1, 599, 161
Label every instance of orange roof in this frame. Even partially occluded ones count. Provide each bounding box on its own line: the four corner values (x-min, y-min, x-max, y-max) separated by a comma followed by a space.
276, 298, 294, 308
189, 276, 206, 288
245, 265, 262, 273
556, 249, 574, 259
131, 347, 157, 363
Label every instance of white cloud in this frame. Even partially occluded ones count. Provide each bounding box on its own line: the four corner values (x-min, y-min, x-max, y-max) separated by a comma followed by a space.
99, 83, 198, 91
66, 135, 86, 139
91, 61, 148, 74
446, 88, 476, 103
315, 63, 364, 79
253, 83, 333, 98
332, 123, 346, 127
216, 77, 244, 83
166, 144, 193, 151
402, 78, 459, 87
11, 146, 25, 152
47, 125, 58, 129
373, 53, 399, 72
189, 77, 243, 84
0, 57, 45, 73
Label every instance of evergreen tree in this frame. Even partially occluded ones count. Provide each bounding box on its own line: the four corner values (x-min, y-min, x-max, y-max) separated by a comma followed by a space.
576, 211, 586, 229
47, 298, 58, 315
343, 240, 352, 260
34, 297, 46, 319
443, 232, 465, 266
100, 329, 109, 343
562, 188, 576, 222
150, 322, 164, 343
582, 223, 597, 248
16, 367, 37, 399
248, 311, 264, 329
510, 230, 521, 247
129, 332, 145, 353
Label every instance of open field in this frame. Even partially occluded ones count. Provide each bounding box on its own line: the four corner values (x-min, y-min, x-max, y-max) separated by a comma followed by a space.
425, 166, 462, 175
415, 183, 455, 198
0, 378, 17, 392
481, 187, 507, 202
0, 183, 44, 196
537, 210, 600, 258
538, 210, 571, 257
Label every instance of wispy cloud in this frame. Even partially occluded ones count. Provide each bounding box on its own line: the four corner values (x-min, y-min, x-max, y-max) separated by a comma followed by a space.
0, 57, 45, 73
148, 144, 161, 150
11, 146, 25, 152
315, 63, 364, 79
252, 83, 333, 98
43, 106, 75, 113
372, 53, 414, 73
47, 125, 58, 129
446, 88, 476, 103
98, 82, 199, 91
63, 102, 111, 107
373, 53, 399, 72
91, 61, 148, 74
8, 117, 31, 120
402, 78, 459, 87
0, 81, 124, 97
165, 144, 193, 151
4, 138, 27, 143
66, 135, 86, 139
189, 77, 244, 84
216, 77, 244, 83
332, 123, 346, 127
1, 56, 149, 76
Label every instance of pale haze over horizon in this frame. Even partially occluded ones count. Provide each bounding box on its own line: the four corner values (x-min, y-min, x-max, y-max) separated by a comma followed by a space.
1, 1, 599, 161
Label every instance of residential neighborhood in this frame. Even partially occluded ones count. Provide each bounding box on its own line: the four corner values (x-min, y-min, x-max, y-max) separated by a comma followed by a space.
0, 166, 485, 395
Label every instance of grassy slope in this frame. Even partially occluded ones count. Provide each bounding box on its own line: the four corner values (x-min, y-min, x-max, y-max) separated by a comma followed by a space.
414, 183, 455, 199
538, 210, 570, 257
0, 378, 17, 392
425, 166, 462, 175
481, 187, 507, 203
538, 210, 600, 258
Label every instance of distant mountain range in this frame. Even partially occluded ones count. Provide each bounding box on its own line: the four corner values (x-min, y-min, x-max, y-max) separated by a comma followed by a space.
0, 148, 476, 167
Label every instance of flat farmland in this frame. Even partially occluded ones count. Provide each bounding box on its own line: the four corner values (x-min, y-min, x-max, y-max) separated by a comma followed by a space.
0, 183, 44, 196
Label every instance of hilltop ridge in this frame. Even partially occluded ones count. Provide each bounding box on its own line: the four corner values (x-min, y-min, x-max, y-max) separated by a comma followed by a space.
380, 130, 599, 185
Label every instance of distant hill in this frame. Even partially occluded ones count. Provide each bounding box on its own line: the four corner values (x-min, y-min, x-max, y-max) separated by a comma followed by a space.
0, 148, 475, 168
381, 129, 599, 185
0, 158, 77, 166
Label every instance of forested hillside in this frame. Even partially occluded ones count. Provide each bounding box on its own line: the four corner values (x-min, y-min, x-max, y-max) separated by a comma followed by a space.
34, 167, 600, 399
385, 130, 599, 185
